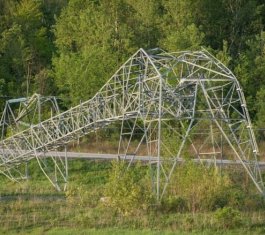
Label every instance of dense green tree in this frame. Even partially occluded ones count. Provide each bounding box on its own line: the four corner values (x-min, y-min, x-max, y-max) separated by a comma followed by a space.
125, 0, 163, 49
235, 32, 265, 118
0, 0, 64, 98
159, 0, 204, 51
0, 0, 264, 129
0, 23, 30, 96
53, 0, 137, 105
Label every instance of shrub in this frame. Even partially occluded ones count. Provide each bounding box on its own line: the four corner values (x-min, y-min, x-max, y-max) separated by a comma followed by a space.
104, 161, 154, 215
162, 196, 188, 213
214, 206, 242, 229
66, 183, 103, 208
243, 194, 265, 211
208, 186, 246, 210
167, 162, 232, 212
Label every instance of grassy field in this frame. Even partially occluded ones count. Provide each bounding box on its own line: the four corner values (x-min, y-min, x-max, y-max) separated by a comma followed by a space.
2, 227, 265, 235
0, 159, 264, 235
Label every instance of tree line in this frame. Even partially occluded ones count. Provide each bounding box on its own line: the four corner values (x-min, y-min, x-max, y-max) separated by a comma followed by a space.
0, 0, 265, 130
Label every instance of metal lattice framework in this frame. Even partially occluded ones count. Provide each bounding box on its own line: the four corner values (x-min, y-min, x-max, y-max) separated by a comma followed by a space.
0, 93, 60, 138
0, 48, 264, 198
0, 94, 62, 186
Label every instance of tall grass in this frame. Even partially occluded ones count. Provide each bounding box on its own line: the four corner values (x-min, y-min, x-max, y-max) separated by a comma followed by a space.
0, 159, 264, 234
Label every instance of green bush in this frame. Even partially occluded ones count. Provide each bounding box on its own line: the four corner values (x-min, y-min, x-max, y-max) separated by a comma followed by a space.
243, 194, 265, 211
162, 196, 188, 213
104, 161, 154, 215
207, 186, 246, 210
166, 162, 232, 212
207, 189, 230, 210
214, 206, 243, 229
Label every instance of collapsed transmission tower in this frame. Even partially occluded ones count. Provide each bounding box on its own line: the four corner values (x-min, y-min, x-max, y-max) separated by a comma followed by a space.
0, 48, 263, 199
0, 94, 62, 186
0, 93, 60, 139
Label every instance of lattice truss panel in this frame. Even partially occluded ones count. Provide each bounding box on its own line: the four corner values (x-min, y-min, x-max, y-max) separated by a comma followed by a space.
0, 94, 63, 188
0, 48, 263, 197
0, 93, 60, 136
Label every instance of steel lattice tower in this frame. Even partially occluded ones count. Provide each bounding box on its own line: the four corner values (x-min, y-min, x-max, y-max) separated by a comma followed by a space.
0, 48, 263, 199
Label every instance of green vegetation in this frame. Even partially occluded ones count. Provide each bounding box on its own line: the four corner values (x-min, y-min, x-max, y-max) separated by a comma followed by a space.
0, 160, 264, 234
1, 0, 265, 234
0, 0, 265, 125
